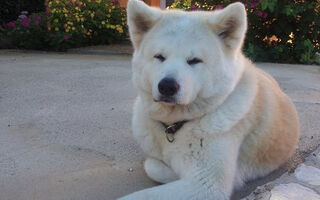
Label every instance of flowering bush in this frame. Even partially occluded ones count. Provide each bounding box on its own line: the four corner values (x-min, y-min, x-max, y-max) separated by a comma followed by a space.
1, 0, 128, 50
46, 0, 128, 50
0, 0, 45, 25
1, 11, 49, 49
169, 0, 320, 64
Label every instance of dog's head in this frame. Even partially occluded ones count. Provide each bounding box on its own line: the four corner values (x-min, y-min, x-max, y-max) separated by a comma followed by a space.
127, 0, 247, 120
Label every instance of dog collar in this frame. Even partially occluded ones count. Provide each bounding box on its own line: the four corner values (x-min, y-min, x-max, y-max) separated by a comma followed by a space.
161, 120, 188, 143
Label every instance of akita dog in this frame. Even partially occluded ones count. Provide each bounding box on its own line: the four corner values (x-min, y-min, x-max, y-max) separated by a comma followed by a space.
120, 0, 299, 199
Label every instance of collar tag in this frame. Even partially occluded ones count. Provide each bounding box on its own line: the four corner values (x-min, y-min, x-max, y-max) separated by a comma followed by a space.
166, 132, 175, 143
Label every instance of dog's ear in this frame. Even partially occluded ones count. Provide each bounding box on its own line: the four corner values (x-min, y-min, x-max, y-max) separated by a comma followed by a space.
208, 2, 247, 51
127, 0, 162, 49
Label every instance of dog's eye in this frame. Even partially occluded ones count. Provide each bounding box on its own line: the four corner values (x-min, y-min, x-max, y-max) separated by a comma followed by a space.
187, 58, 203, 65
154, 54, 166, 62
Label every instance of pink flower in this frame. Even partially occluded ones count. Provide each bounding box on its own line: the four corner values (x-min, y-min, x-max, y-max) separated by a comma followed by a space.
251, 2, 257, 8
63, 35, 69, 40
263, 13, 268, 19
7, 22, 15, 28
34, 21, 39, 26
191, 4, 197, 10
257, 11, 263, 17
22, 18, 29, 27
215, 5, 223, 10
22, 21, 29, 27
22, 18, 28, 23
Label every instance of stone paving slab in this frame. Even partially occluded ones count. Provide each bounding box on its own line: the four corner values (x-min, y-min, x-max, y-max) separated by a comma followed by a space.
243, 146, 320, 200
0, 51, 319, 200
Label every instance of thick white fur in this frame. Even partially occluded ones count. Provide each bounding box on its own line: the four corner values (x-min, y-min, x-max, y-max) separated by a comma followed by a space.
120, 1, 300, 199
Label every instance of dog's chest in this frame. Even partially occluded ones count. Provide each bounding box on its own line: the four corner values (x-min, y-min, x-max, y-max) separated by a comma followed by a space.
152, 122, 209, 175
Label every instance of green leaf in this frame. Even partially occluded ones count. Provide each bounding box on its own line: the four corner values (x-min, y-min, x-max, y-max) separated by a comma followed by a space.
283, 5, 294, 16
247, 43, 254, 55
261, 0, 269, 10
303, 39, 312, 47
268, 0, 278, 12
275, 46, 283, 53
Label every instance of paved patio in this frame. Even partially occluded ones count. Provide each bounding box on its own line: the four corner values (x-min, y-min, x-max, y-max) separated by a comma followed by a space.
0, 51, 319, 200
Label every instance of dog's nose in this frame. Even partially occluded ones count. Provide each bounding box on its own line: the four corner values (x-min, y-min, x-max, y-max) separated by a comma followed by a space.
158, 78, 180, 96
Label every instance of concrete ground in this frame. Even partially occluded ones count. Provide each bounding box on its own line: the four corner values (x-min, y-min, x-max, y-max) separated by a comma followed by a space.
0, 51, 319, 200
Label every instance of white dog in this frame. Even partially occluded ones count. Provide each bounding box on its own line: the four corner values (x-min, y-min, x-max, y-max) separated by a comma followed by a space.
120, 0, 299, 199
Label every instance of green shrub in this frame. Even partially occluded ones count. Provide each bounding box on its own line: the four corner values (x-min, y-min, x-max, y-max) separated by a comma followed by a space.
1, 12, 49, 49
0, 0, 45, 24
1, 0, 128, 50
46, 0, 128, 50
169, 0, 320, 64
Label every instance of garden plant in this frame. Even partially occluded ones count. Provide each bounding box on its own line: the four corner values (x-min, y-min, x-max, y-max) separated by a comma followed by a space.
1, 0, 319, 64
1, 0, 128, 50
169, 0, 320, 64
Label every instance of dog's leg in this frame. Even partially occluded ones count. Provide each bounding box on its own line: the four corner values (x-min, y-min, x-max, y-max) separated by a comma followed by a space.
119, 134, 242, 200
144, 157, 179, 183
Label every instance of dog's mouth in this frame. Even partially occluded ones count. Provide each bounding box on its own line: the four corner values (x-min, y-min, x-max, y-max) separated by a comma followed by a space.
153, 96, 179, 105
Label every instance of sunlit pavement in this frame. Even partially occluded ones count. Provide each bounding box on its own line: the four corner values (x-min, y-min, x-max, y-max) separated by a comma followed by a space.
0, 51, 319, 200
